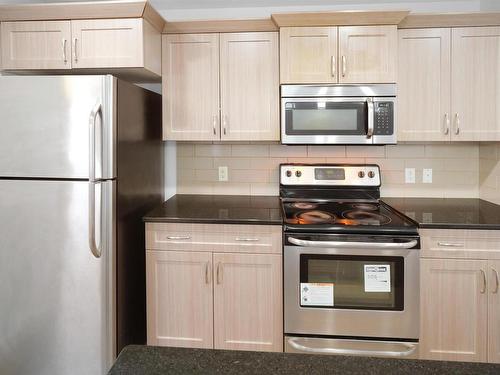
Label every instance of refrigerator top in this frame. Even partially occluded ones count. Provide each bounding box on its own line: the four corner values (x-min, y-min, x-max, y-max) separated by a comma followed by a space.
0, 75, 116, 180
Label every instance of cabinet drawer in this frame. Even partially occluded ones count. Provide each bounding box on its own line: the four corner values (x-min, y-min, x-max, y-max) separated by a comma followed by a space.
146, 222, 282, 254
420, 228, 500, 259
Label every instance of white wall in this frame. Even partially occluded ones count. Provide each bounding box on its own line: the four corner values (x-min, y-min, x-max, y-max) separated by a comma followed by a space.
481, 0, 500, 10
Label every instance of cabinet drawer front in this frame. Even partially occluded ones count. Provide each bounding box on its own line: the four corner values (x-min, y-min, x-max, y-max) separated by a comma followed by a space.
146, 222, 282, 254
420, 229, 500, 259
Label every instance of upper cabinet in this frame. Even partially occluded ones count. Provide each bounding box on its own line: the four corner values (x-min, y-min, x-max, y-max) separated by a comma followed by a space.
1, 21, 72, 70
398, 26, 500, 142
163, 32, 279, 142
280, 25, 397, 84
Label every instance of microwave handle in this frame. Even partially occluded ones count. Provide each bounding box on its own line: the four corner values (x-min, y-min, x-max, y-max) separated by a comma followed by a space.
288, 237, 418, 249
367, 98, 374, 139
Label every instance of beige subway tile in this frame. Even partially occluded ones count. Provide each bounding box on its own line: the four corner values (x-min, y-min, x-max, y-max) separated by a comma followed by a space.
195, 169, 218, 182
178, 169, 195, 182
386, 144, 425, 158
287, 157, 327, 164
434, 171, 478, 187
270, 144, 307, 157
424, 144, 479, 159
231, 144, 270, 157
381, 171, 405, 184
269, 168, 280, 183
195, 144, 232, 157
307, 146, 346, 157
250, 183, 279, 196
177, 157, 213, 170
404, 158, 445, 171
177, 183, 213, 195
250, 157, 287, 170
211, 182, 250, 195
177, 143, 195, 157
231, 169, 269, 183
380, 184, 407, 198
479, 144, 498, 160
443, 158, 478, 172
365, 158, 404, 171
346, 146, 385, 158
213, 157, 251, 170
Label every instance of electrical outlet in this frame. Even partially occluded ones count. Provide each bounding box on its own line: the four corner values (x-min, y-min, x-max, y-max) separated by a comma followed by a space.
405, 168, 416, 184
218, 166, 228, 182
423, 169, 433, 184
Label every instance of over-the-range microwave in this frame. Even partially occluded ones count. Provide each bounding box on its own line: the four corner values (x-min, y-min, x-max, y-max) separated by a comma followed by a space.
281, 84, 396, 145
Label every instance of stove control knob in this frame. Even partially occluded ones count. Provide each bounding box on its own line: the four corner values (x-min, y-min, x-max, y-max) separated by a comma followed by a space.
295, 170, 302, 178
368, 171, 376, 178
286, 170, 292, 177
358, 171, 365, 178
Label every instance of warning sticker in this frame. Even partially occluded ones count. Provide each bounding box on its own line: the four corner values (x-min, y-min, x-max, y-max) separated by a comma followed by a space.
300, 283, 334, 306
364, 265, 391, 292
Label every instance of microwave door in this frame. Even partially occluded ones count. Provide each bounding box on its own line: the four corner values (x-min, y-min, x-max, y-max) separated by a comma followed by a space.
281, 97, 372, 145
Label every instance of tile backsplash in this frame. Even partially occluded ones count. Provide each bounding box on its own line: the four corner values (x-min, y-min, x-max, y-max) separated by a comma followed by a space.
480, 143, 500, 205
177, 143, 481, 198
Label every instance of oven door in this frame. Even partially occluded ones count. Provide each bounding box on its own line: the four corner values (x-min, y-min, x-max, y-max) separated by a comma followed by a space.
281, 97, 374, 145
284, 234, 420, 340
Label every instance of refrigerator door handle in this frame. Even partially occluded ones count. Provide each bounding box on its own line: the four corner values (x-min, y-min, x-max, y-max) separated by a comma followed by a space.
89, 103, 102, 182
89, 181, 102, 258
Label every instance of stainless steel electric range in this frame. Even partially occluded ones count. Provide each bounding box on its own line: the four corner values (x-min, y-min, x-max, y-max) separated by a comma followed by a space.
280, 164, 420, 359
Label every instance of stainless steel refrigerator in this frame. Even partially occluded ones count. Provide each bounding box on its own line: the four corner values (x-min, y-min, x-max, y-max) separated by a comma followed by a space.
0, 75, 163, 375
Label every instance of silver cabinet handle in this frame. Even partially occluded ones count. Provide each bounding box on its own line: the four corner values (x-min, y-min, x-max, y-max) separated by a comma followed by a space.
216, 262, 223, 284
492, 268, 499, 294
62, 38, 67, 63
331, 55, 336, 78
89, 181, 102, 259
205, 262, 211, 284
437, 241, 464, 248
166, 235, 191, 240
444, 113, 450, 135
73, 38, 78, 63
480, 269, 487, 294
454, 113, 460, 135
287, 338, 417, 358
235, 237, 260, 242
212, 115, 218, 136
341, 55, 347, 77
89, 103, 102, 183
222, 115, 228, 136
367, 98, 374, 139
288, 237, 417, 249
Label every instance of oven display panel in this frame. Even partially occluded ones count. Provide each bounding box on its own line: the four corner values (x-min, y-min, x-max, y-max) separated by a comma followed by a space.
314, 168, 345, 181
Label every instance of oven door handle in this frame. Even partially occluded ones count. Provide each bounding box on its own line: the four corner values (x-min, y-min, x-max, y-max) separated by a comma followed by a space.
288, 237, 418, 249
287, 338, 417, 358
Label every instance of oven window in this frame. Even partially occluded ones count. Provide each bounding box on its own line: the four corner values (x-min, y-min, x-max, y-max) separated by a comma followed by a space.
299, 255, 404, 311
285, 101, 367, 135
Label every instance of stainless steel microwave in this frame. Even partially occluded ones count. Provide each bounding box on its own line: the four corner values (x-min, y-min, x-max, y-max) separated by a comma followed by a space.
281, 84, 396, 145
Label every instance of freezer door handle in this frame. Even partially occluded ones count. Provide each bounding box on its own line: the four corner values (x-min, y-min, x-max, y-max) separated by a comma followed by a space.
89, 181, 102, 258
89, 103, 102, 182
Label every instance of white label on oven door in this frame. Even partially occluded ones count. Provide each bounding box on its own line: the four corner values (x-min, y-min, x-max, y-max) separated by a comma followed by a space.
300, 283, 334, 306
364, 265, 391, 292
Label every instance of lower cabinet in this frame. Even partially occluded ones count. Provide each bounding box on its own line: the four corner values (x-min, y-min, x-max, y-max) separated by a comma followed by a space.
419, 229, 500, 363
146, 223, 283, 352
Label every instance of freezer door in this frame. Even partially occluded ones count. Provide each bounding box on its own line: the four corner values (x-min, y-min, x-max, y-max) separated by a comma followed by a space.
0, 75, 116, 179
0, 179, 115, 375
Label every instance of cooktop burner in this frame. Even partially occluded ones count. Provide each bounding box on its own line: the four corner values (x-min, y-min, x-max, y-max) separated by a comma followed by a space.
295, 210, 336, 224
342, 209, 392, 225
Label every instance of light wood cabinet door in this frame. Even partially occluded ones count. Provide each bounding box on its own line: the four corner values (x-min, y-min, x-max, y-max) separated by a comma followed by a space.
398, 28, 451, 141
71, 18, 143, 69
162, 33, 220, 141
338, 25, 397, 83
280, 26, 337, 84
489, 260, 500, 363
213, 253, 283, 352
451, 27, 500, 141
220, 32, 279, 141
146, 250, 214, 349
0, 21, 71, 69
420, 258, 488, 362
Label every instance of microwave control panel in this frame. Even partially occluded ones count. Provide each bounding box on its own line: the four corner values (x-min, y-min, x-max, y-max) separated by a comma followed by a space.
373, 102, 394, 136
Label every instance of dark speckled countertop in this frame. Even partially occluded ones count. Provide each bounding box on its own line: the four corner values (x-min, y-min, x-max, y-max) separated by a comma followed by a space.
108, 345, 500, 375
143, 194, 282, 225
382, 198, 500, 230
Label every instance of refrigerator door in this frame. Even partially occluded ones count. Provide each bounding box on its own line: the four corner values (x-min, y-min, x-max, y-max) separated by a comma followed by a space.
0, 179, 115, 375
0, 75, 116, 179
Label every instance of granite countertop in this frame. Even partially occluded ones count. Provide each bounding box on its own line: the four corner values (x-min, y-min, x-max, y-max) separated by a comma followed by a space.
382, 198, 500, 230
108, 345, 500, 375
143, 194, 282, 225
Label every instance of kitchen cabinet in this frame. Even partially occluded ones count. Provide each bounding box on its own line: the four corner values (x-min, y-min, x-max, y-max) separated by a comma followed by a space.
145, 223, 283, 352
146, 250, 213, 349
398, 26, 500, 142
419, 229, 500, 363
1, 18, 161, 79
1, 20, 72, 69
397, 28, 451, 141
280, 25, 397, 84
162, 32, 279, 142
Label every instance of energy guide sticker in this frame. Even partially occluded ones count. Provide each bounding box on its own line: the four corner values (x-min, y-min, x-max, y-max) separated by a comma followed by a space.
300, 283, 334, 306
364, 264, 391, 292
